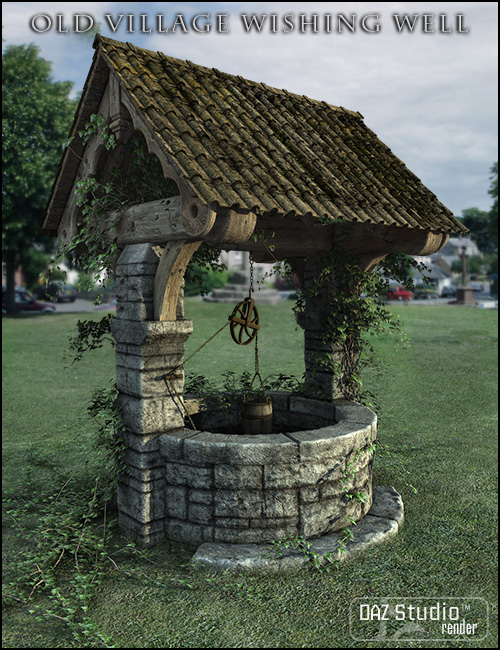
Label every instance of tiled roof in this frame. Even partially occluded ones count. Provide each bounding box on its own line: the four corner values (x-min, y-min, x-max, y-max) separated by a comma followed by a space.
43, 35, 469, 236
95, 35, 468, 235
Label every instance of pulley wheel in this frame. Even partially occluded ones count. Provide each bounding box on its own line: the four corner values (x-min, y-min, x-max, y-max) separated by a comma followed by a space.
229, 298, 260, 345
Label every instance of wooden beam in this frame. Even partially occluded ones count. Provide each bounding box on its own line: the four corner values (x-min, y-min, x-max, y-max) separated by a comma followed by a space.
231, 220, 449, 263
109, 196, 193, 244
154, 240, 202, 321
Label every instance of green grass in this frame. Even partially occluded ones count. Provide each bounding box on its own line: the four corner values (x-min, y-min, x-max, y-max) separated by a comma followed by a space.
2, 301, 498, 648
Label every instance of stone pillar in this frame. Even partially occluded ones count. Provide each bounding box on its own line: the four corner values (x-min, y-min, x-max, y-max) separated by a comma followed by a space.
110, 244, 192, 546
297, 255, 360, 401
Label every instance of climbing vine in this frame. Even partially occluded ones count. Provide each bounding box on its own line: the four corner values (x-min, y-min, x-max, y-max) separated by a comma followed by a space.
50, 113, 224, 297
271, 228, 432, 406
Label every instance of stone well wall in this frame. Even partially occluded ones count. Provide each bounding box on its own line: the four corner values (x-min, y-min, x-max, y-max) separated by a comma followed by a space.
158, 395, 377, 545
110, 244, 377, 548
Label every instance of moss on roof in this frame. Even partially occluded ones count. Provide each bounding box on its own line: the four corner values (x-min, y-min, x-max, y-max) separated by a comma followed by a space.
43, 35, 469, 237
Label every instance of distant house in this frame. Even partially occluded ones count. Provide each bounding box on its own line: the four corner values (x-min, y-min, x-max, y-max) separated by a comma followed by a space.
414, 236, 481, 284
412, 261, 453, 293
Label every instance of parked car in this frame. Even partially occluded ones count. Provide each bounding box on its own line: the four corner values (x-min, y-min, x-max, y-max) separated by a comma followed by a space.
386, 286, 413, 301
441, 286, 457, 298
56, 284, 78, 302
33, 282, 78, 303
469, 282, 484, 292
413, 285, 439, 299
2, 288, 56, 315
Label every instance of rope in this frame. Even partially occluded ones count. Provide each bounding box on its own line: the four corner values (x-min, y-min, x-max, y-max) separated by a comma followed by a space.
155, 319, 230, 381
244, 333, 268, 401
163, 377, 198, 431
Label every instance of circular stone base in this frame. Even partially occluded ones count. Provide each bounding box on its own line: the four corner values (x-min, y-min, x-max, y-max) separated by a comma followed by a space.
192, 485, 403, 572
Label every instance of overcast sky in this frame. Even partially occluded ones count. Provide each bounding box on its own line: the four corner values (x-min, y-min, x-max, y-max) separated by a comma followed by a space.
3, 1, 498, 216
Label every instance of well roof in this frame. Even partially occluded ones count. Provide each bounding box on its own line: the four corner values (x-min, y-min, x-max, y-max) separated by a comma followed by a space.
42, 34, 468, 237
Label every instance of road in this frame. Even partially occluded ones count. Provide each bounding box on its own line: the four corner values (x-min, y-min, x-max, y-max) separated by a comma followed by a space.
52, 298, 116, 313
51, 292, 497, 314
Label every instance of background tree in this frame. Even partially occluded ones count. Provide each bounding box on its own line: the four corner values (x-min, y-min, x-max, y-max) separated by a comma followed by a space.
488, 162, 498, 246
2, 43, 77, 313
459, 207, 494, 253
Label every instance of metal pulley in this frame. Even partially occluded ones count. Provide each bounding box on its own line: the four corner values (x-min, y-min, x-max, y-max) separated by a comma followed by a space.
228, 294, 260, 345
228, 255, 260, 346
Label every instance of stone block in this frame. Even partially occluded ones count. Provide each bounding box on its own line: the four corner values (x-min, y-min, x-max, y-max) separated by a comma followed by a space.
122, 465, 165, 483
189, 502, 213, 525
197, 407, 241, 432
124, 448, 164, 472
117, 480, 165, 524
159, 429, 198, 461
287, 421, 374, 462
249, 516, 298, 530
214, 489, 263, 518
214, 517, 250, 529
165, 519, 214, 545
110, 318, 193, 348
115, 262, 159, 278
334, 400, 377, 426
116, 300, 150, 322
184, 431, 299, 466
115, 351, 185, 372
165, 484, 187, 520
266, 391, 290, 412
189, 489, 213, 505
116, 364, 185, 399
263, 463, 302, 490
368, 485, 404, 527
262, 489, 298, 518
299, 498, 345, 538
214, 522, 298, 544
297, 458, 347, 487
289, 396, 336, 421
115, 275, 155, 303
116, 393, 185, 434
303, 369, 340, 401
119, 429, 161, 453
317, 464, 372, 501
214, 464, 262, 489
116, 243, 160, 267
118, 510, 165, 547
165, 462, 213, 489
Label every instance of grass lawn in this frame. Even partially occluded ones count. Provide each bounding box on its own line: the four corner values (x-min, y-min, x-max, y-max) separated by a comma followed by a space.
2, 300, 498, 648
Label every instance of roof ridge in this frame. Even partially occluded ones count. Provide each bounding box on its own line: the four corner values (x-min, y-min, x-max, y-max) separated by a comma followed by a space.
93, 33, 359, 118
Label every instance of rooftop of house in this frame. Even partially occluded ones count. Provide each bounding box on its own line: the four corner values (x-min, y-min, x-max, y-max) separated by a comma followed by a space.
42, 34, 469, 238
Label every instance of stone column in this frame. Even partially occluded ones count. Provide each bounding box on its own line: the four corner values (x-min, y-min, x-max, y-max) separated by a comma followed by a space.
110, 244, 192, 546
297, 255, 360, 401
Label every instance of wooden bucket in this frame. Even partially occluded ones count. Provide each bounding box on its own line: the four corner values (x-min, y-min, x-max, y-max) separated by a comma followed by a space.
241, 398, 273, 435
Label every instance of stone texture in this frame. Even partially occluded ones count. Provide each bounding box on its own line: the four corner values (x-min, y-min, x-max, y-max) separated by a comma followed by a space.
368, 485, 405, 528
165, 485, 187, 520
117, 394, 185, 434
166, 462, 213, 489
165, 519, 214, 545
157, 400, 377, 545
214, 464, 262, 489
118, 510, 166, 546
214, 489, 263, 519
117, 479, 165, 524
192, 485, 403, 572
183, 432, 299, 466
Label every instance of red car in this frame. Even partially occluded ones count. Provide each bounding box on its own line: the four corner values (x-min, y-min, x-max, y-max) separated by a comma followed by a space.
386, 286, 413, 301
2, 289, 57, 315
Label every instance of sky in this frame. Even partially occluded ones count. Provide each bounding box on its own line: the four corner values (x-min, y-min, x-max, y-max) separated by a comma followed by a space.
2, 1, 498, 216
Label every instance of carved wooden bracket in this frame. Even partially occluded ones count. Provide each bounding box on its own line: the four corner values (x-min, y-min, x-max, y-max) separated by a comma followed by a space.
153, 240, 202, 321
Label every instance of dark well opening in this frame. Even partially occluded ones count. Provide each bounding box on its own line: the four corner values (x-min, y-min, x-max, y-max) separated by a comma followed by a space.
184, 392, 338, 435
